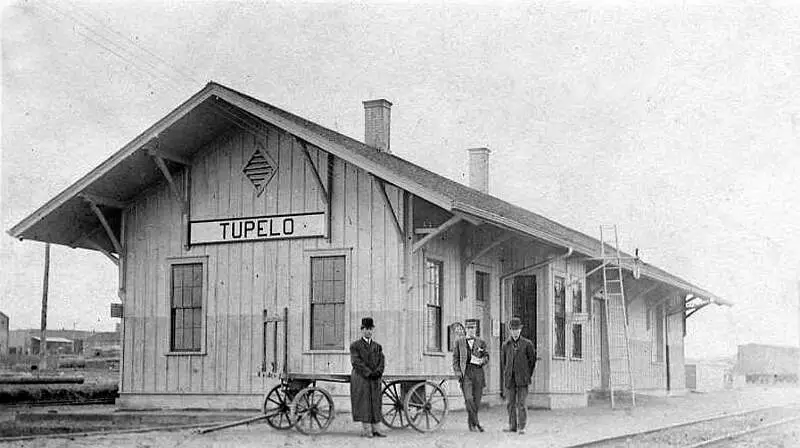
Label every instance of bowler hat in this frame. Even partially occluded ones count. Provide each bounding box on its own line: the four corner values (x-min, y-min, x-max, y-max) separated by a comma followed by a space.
509, 317, 522, 329
361, 317, 375, 329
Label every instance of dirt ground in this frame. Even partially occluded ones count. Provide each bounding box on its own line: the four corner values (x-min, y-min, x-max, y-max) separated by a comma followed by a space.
3, 387, 800, 448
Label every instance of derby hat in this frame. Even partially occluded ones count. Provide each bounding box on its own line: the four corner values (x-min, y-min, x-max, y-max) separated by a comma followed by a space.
509, 316, 522, 329
361, 317, 375, 329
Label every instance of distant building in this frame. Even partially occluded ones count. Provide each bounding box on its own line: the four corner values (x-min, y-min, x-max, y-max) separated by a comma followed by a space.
734, 343, 800, 384
0, 312, 8, 356
9, 328, 120, 355
31, 336, 74, 355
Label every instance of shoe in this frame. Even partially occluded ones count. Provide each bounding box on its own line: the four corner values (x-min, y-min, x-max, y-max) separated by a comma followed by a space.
372, 431, 387, 438
518, 429, 526, 435
469, 425, 477, 432
503, 427, 517, 433
475, 424, 485, 433
361, 432, 373, 438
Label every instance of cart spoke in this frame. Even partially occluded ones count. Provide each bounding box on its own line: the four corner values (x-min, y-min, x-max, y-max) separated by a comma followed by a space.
312, 413, 323, 430
429, 410, 441, 424
425, 411, 430, 429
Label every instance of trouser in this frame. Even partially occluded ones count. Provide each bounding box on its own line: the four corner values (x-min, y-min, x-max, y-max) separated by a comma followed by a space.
505, 383, 529, 430
461, 365, 485, 427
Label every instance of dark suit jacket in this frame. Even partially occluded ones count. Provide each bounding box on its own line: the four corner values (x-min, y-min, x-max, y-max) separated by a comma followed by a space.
500, 336, 536, 387
451, 337, 489, 378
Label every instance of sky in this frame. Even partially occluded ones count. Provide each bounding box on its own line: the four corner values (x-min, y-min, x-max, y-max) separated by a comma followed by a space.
2, 0, 799, 358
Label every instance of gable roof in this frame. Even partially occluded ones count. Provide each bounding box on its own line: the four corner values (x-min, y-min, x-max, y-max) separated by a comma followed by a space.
8, 82, 730, 306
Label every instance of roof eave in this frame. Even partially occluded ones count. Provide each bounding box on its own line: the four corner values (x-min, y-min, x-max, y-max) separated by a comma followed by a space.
8, 83, 219, 241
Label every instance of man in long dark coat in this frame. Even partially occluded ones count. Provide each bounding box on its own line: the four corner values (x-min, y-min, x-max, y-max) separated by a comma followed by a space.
500, 316, 537, 435
350, 317, 386, 438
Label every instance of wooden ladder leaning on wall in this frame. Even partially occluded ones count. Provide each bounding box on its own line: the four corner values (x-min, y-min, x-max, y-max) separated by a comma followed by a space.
600, 225, 636, 409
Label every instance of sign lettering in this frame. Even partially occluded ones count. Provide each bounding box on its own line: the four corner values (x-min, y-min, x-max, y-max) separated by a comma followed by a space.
190, 212, 325, 245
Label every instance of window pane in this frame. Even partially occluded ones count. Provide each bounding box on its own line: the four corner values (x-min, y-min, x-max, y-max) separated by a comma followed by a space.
192, 328, 202, 351
311, 258, 323, 281
193, 308, 202, 328
426, 305, 442, 351
183, 326, 194, 349
333, 280, 345, 301
554, 276, 566, 315
173, 266, 184, 289
333, 257, 344, 280
192, 265, 202, 285
175, 309, 184, 330
172, 287, 181, 307
173, 328, 183, 350
322, 280, 333, 302
555, 317, 565, 357
572, 324, 582, 358
184, 309, 194, 331
572, 279, 582, 313
323, 257, 334, 281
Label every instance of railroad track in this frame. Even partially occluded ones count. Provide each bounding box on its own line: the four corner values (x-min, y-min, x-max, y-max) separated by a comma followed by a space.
566, 404, 800, 448
2, 397, 116, 408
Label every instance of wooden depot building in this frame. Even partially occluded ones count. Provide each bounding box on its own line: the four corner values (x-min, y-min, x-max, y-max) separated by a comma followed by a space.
9, 82, 731, 410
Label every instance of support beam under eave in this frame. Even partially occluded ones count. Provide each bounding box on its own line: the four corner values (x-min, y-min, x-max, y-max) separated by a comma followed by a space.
375, 177, 404, 239
297, 138, 329, 205
412, 215, 462, 253
151, 154, 187, 212
86, 238, 119, 266
83, 198, 123, 254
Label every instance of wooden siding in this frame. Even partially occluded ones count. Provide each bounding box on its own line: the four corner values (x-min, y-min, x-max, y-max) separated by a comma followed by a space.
548, 257, 588, 393
121, 126, 410, 396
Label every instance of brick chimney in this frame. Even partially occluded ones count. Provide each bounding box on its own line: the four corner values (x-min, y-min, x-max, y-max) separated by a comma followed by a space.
468, 147, 491, 193
363, 99, 392, 153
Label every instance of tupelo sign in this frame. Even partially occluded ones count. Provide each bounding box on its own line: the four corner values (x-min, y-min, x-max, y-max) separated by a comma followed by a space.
189, 212, 326, 245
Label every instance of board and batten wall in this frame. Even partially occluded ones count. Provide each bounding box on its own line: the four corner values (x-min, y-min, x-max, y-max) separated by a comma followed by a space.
120, 125, 416, 408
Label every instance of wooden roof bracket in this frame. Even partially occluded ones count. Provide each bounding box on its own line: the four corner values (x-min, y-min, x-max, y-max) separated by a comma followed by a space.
374, 177, 404, 239
150, 149, 187, 213
85, 238, 120, 266
297, 138, 329, 205
82, 196, 122, 255
412, 215, 462, 253
500, 247, 573, 281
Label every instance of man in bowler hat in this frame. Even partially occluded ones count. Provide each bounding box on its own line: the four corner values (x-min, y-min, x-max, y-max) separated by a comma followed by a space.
350, 317, 386, 438
452, 320, 489, 432
500, 316, 536, 435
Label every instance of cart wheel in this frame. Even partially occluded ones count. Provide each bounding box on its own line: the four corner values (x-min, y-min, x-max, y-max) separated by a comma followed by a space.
381, 381, 410, 429
291, 386, 335, 435
263, 384, 295, 430
404, 381, 448, 433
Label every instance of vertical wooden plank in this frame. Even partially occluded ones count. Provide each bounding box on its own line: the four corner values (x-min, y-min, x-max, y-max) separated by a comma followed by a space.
215, 132, 232, 393
122, 202, 137, 393
202, 138, 219, 393
239, 132, 254, 394
159, 183, 174, 394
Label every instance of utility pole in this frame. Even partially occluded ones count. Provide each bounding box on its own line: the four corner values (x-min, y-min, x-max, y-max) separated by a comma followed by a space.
39, 243, 50, 370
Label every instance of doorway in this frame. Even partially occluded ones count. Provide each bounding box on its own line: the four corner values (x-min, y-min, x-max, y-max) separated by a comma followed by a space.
500, 275, 536, 391
591, 298, 609, 390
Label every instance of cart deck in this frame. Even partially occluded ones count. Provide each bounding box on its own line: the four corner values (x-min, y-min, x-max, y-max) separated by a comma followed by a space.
261, 371, 459, 435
